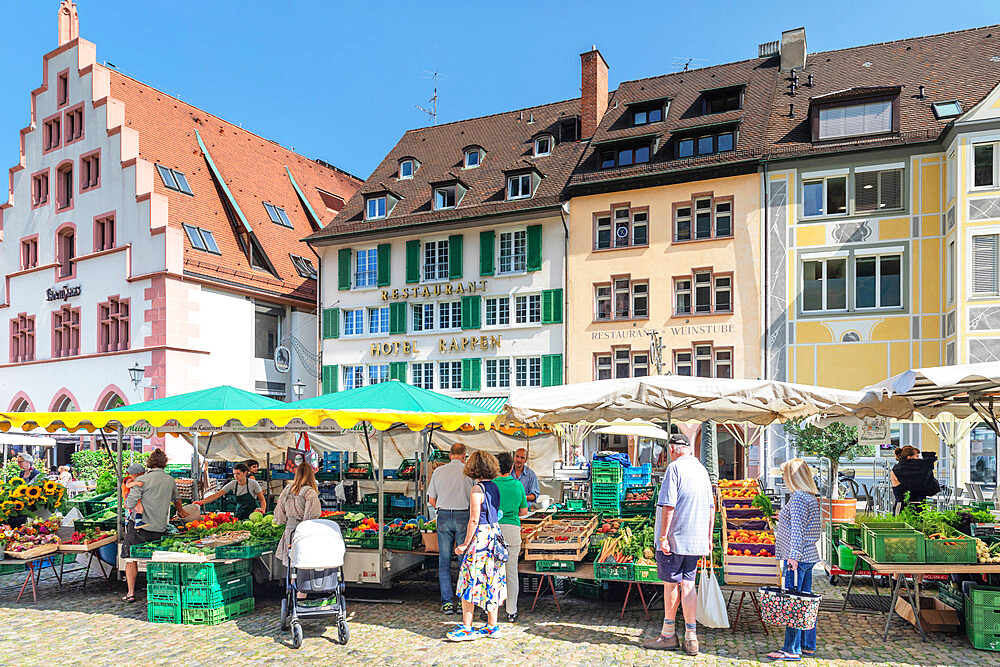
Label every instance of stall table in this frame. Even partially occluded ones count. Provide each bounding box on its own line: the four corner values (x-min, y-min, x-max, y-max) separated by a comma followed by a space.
1, 553, 66, 603
843, 553, 1000, 641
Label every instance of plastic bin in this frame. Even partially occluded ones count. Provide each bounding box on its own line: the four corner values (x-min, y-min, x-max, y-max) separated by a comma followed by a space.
179, 559, 251, 585
594, 560, 634, 581
535, 560, 576, 573
181, 597, 254, 625
924, 535, 977, 564
147, 600, 181, 623
623, 464, 652, 488
837, 543, 857, 570
181, 575, 252, 608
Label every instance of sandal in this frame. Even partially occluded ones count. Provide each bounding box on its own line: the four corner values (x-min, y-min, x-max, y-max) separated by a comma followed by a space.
122, 595, 137, 603
766, 651, 801, 661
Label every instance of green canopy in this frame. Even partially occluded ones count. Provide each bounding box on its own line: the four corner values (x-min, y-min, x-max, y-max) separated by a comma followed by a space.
285, 380, 502, 415
110, 385, 285, 412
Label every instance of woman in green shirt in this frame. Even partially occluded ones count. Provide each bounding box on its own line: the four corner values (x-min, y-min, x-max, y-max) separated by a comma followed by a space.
493, 452, 528, 622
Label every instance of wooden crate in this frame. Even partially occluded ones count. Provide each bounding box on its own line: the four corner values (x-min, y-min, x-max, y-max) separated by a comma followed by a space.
525, 541, 589, 561
524, 515, 598, 562
722, 554, 781, 585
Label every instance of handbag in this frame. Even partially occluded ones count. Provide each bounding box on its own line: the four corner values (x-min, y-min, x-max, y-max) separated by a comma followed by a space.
758, 565, 822, 630
696, 562, 730, 628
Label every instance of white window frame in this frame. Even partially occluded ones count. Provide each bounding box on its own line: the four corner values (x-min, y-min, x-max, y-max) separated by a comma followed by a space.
498, 229, 527, 273
969, 228, 1000, 298
438, 360, 462, 390
343, 365, 365, 390
485, 296, 510, 327
412, 362, 434, 390
853, 250, 903, 310
817, 100, 892, 140
368, 306, 389, 334
595, 354, 612, 380
355, 247, 378, 288
464, 149, 481, 168
423, 239, 449, 282
972, 141, 1000, 190
515, 357, 542, 388
800, 246, 906, 314
674, 350, 692, 376
534, 136, 552, 157
947, 150, 956, 202
366, 196, 387, 220
399, 160, 414, 179
507, 174, 532, 200
595, 285, 612, 321
801, 253, 850, 314
343, 308, 365, 336
514, 294, 541, 325
946, 239, 956, 305
485, 358, 511, 389
595, 215, 612, 250
412, 303, 435, 332
714, 275, 732, 313
434, 186, 457, 210
438, 300, 462, 330
802, 172, 849, 218
367, 364, 389, 385
674, 278, 692, 315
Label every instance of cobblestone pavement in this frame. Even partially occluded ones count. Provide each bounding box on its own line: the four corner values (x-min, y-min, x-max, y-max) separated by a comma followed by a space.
0, 558, 986, 666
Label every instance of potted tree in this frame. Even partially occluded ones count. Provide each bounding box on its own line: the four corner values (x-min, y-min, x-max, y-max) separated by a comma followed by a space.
782, 418, 860, 523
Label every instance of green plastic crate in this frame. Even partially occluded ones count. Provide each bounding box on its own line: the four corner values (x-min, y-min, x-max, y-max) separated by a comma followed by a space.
535, 560, 576, 573
565, 498, 587, 511
970, 586, 1000, 608
146, 561, 181, 584
345, 462, 374, 480
147, 583, 181, 604
938, 585, 964, 612
80, 491, 115, 516
0, 561, 26, 576
967, 598, 1000, 650
147, 600, 181, 624
594, 560, 634, 581
591, 469, 624, 486
573, 578, 607, 600
396, 459, 418, 480
924, 535, 977, 564
838, 524, 862, 548
214, 540, 278, 559
179, 559, 250, 585
181, 597, 254, 625
181, 574, 252, 608
634, 563, 660, 583
867, 530, 925, 563
384, 533, 420, 550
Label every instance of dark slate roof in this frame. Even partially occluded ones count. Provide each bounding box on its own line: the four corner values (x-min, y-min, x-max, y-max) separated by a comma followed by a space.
765, 25, 1000, 159
308, 98, 587, 241
568, 57, 778, 187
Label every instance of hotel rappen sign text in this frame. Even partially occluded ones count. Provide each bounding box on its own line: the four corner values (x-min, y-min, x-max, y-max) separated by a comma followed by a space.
371, 335, 502, 356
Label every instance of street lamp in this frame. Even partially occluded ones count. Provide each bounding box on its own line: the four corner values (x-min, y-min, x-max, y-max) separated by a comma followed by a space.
292, 378, 306, 399
128, 362, 145, 388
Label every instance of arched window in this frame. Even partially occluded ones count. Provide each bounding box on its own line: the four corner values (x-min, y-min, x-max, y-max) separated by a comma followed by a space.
52, 395, 77, 412
57, 227, 75, 278
56, 162, 73, 209
98, 392, 125, 410
10, 398, 30, 412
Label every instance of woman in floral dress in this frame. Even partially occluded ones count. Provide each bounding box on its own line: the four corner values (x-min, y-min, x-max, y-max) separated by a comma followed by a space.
447, 451, 508, 641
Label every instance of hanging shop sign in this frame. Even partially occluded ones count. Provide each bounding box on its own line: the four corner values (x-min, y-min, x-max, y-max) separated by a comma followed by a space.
46, 285, 82, 301
380, 280, 489, 302
369, 335, 502, 356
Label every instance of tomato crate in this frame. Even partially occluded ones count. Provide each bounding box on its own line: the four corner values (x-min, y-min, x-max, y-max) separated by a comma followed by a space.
358, 535, 379, 549
924, 535, 977, 564
535, 559, 576, 573
129, 541, 162, 559
621, 485, 657, 516
179, 559, 250, 585
396, 459, 418, 480
147, 583, 181, 604
147, 600, 181, 624
181, 597, 255, 625
214, 540, 278, 559
594, 560, 634, 581
865, 529, 925, 563
634, 563, 660, 583
181, 574, 252, 608
384, 533, 421, 550
146, 561, 181, 584
344, 462, 374, 480
970, 586, 1000, 608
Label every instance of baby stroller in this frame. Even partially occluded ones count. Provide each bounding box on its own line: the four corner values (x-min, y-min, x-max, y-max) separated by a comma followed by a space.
280, 519, 349, 648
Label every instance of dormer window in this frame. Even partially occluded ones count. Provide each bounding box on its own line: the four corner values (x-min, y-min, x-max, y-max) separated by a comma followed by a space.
366, 196, 387, 219
507, 174, 533, 200
599, 143, 652, 169
464, 148, 482, 168
675, 126, 736, 159
399, 159, 415, 179
702, 86, 743, 115
817, 100, 892, 140
435, 185, 457, 209
534, 136, 552, 157
633, 108, 662, 125
630, 99, 669, 127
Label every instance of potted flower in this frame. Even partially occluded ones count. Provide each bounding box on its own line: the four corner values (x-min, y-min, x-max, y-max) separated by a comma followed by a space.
782, 418, 860, 523
417, 517, 437, 553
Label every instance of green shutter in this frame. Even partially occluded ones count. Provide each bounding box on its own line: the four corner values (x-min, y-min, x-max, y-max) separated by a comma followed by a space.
449, 234, 463, 280
322, 307, 340, 339
405, 240, 420, 284
541, 354, 563, 387
377, 243, 391, 287
322, 365, 339, 394
461, 358, 481, 392
526, 224, 542, 271
389, 302, 407, 334
338, 248, 352, 290
389, 361, 407, 382
479, 230, 495, 277
542, 289, 563, 324
461, 295, 481, 330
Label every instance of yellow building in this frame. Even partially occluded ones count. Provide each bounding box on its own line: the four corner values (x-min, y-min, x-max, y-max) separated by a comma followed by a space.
763, 26, 1000, 489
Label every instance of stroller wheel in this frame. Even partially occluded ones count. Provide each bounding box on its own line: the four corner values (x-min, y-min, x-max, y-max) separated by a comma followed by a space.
280, 598, 290, 631
291, 621, 303, 649
337, 619, 350, 645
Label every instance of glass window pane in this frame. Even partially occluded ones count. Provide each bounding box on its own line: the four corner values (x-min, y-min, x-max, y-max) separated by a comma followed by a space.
634, 145, 650, 163
634, 110, 647, 125
827, 176, 847, 215
618, 148, 633, 166
827, 258, 847, 309
157, 164, 178, 190
880, 255, 902, 307
648, 108, 662, 123
173, 171, 192, 195
678, 139, 693, 158
601, 151, 616, 169
975, 145, 995, 187
855, 256, 876, 308
803, 180, 824, 216
200, 230, 220, 254
717, 132, 734, 152
697, 136, 714, 155
802, 261, 822, 311
879, 170, 902, 209
696, 211, 712, 239
855, 171, 879, 212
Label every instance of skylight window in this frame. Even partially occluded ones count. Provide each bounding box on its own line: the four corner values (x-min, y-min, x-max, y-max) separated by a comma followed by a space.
182, 223, 220, 254
290, 254, 317, 279
932, 100, 963, 119
156, 164, 193, 195
263, 202, 292, 227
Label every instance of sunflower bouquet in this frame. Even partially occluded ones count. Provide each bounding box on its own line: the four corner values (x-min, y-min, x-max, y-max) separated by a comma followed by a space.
0, 477, 66, 522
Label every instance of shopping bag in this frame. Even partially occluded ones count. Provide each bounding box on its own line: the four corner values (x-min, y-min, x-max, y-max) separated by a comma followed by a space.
696, 562, 730, 628
758, 566, 821, 630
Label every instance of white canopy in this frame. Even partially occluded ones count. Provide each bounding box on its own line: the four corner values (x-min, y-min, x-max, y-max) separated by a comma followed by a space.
594, 421, 671, 440
0, 432, 57, 447
505, 375, 880, 426
858, 362, 1000, 420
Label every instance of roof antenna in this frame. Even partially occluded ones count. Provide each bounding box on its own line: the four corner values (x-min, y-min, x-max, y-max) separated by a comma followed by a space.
671, 57, 708, 72
416, 70, 447, 125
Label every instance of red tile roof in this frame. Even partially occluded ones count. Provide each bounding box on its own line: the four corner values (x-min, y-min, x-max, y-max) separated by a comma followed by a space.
308, 98, 587, 242
108, 72, 361, 301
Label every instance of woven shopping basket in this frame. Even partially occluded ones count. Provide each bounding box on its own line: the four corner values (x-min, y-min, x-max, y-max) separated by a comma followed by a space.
757, 567, 821, 630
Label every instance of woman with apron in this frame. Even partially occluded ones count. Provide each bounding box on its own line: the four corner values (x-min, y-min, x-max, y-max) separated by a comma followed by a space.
195, 463, 267, 519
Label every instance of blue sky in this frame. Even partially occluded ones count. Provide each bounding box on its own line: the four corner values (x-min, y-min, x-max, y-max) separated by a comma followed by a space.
1, 0, 998, 184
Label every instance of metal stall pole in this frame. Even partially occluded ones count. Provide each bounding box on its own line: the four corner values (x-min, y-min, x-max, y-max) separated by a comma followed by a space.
378, 428, 385, 555
115, 425, 124, 580
192, 433, 200, 500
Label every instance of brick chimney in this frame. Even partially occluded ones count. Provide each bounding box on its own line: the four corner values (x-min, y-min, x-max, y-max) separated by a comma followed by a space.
780, 28, 806, 73
58, 0, 79, 46
580, 46, 609, 140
